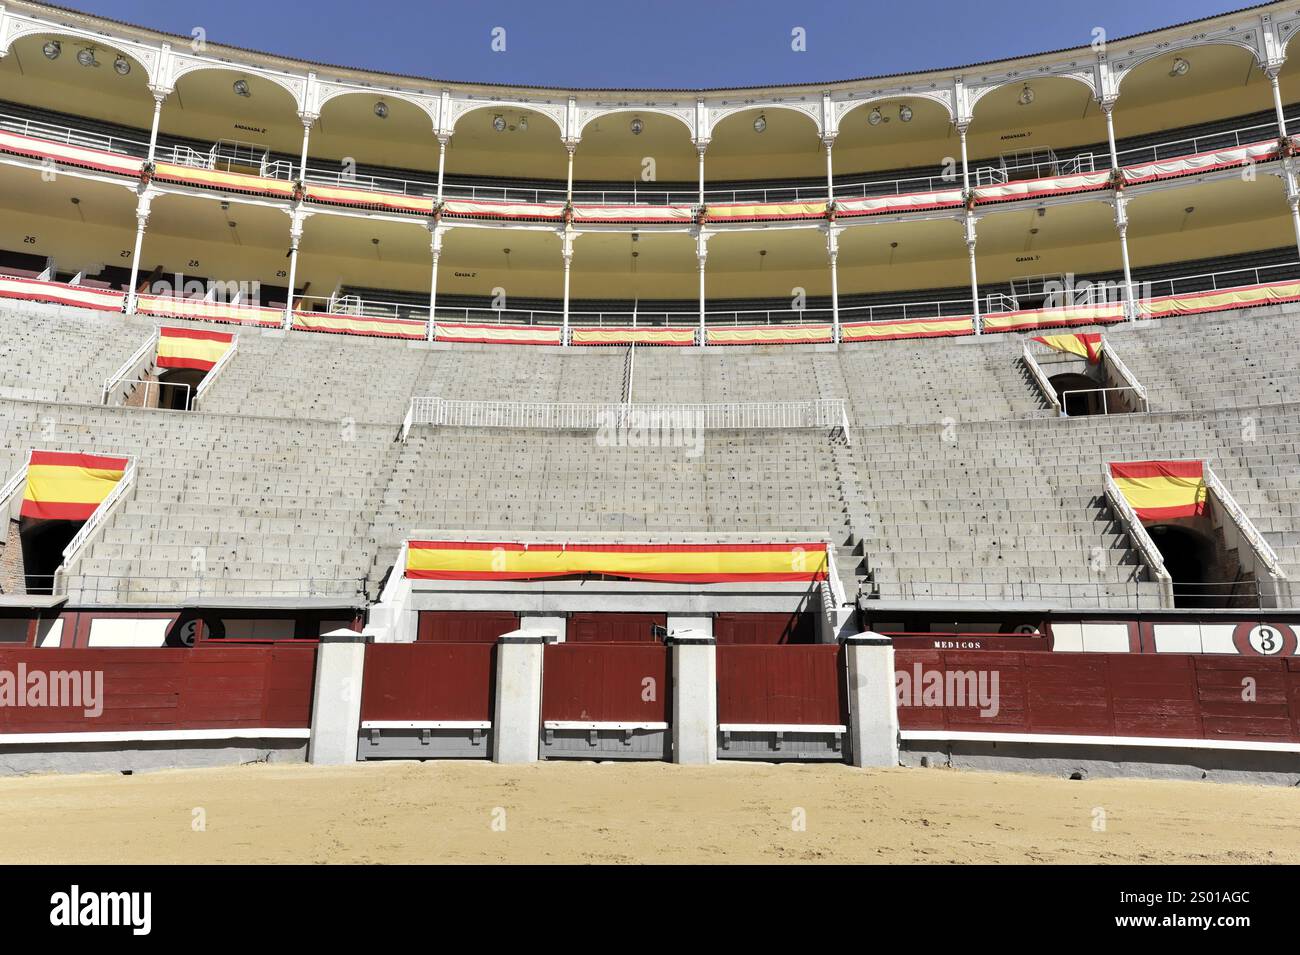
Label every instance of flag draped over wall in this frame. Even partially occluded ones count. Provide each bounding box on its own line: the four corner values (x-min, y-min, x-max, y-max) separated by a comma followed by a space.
155, 326, 235, 371
1033, 332, 1103, 363
1109, 461, 1207, 520
20, 451, 128, 521
406, 540, 829, 583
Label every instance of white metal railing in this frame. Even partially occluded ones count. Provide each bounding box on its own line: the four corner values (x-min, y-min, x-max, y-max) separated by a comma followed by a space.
101, 328, 159, 405
0, 110, 150, 157
1203, 464, 1289, 587
1103, 470, 1175, 608
403, 397, 848, 440
101, 377, 192, 411
1020, 342, 1062, 416
1099, 336, 1150, 411
192, 336, 239, 409
1060, 385, 1145, 417
0, 455, 28, 513
55, 457, 137, 591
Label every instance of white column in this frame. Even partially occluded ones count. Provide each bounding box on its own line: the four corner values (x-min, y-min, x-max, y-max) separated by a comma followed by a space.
145, 90, 166, 164
297, 114, 315, 181
493, 632, 546, 763
283, 209, 306, 329
427, 224, 443, 342
435, 133, 449, 202
123, 191, 153, 316
823, 136, 836, 200
307, 630, 368, 766
1114, 193, 1138, 322
1102, 100, 1120, 171
827, 227, 841, 343
844, 634, 899, 769
1288, 190, 1300, 258
565, 141, 577, 203
560, 229, 574, 346
957, 121, 972, 194
669, 632, 716, 765
694, 140, 708, 206
1269, 69, 1289, 138
695, 231, 708, 347
965, 213, 981, 334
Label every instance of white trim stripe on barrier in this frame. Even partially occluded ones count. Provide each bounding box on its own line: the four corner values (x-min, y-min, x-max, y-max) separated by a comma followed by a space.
900, 729, 1300, 753
360, 720, 492, 730
0, 727, 311, 745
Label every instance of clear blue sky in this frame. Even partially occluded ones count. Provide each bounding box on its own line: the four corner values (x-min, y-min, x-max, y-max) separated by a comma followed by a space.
68, 0, 1250, 88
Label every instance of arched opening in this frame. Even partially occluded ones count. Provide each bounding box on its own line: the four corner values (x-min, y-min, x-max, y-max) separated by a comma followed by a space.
311, 92, 438, 184
0, 33, 153, 133
1049, 372, 1102, 416
1148, 523, 1219, 608
18, 517, 77, 595
575, 110, 696, 200
705, 106, 822, 185
157, 368, 205, 410
834, 97, 955, 193
967, 76, 1103, 185
167, 67, 304, 167
446, 105, 566, 185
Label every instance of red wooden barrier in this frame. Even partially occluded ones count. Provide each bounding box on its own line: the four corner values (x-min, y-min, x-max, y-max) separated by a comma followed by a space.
716, 644, 845, 725
896, 650, 1300, 743
0, 646, 315, 734
361, 642, 495, 722
542, 643, 670, 722
566, 613, 665, 643
714, 612, 815, 645
417, 611, 518, 643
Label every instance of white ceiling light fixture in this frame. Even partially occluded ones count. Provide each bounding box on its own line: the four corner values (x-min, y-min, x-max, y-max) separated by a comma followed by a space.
113, 55, 131, 76
898, 105, 913, 123
42, 40, 61, 60
76, 47, 99, 68
492, 114, 506, 132
867, 107, 883, 126
630, 117, 644, 135
1018, 84, 1035, 106
1169, 57, 1191, 77
374, 101, 389, 119
232, 79, 251, 98
753, 113, 767, 133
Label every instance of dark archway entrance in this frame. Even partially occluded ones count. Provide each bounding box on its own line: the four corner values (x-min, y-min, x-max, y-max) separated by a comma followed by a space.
1049, 372, 1102, 416
157, 368, 205, 410
1148, 524, 1219, 608
18, 517, 79, 595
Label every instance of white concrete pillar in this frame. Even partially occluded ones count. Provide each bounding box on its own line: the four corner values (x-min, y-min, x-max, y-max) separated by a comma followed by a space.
1102, 100, 1120, 171
823, 137, 835, 199
1114, 194, 1138, 322
957, 122, 971, 194
964, 213, 981, 335
123, 191, 153, 316
560, 230, 574, 346
695, 231, 708, 348
844, 633, 898, 768
435, 134, 449, 202
1269, 70, 1289, 138
519, 614, 567, 642
297, 115, 315, 181
307, 630, 368, 766
827, 227, 841, 343
667, 615, 712, 638
1289, 192, 1300, 259
668, 631, 716, 764
427, 224, 443, 342
695, 141, 708, 205
145, 90, 166, 164
493, 632, 547, 763
283, 210, 306, 330
565, 141, 576, 203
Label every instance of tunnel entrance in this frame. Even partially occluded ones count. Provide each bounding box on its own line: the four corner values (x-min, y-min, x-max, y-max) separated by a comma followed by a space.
1049, 372, 1104, 416
1148, 523, 1222, 609
18, 517, 79, 595
157, 368, 205, 410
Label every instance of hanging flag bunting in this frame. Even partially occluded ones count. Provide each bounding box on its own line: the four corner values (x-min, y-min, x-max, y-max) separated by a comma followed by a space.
155, 326, 235, 371
406, 540, 829, 583
1109, 461, 1207, 520
20, 451, 129, 521
1033, 332, 1104, 363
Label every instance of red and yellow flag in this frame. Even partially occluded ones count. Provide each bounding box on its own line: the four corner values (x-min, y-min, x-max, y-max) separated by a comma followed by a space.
1033, 332, 1103, 363
21, 451, 128, 521
1109, 461, 1207, 520
406, 540, 829, 583
156, 326, 234, 371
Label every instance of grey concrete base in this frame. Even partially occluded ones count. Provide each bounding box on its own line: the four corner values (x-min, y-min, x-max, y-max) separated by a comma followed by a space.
0, 739, 306, 776
718, 729, 846, 762
541, 728, 668, 761
357, 727, 492, 760
901, 741, 1300, 786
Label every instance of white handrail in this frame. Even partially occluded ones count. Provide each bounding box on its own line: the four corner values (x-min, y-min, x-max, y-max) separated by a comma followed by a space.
101, 328, 159, 405
1099, 336, 1150, 411
403, 397, 848, 439
192, 335, 239, 409
1203, 464, 1288, 584
0, 452, 30, 513
1060, 385, 1144, 417
1104, 470, 1175, 608
57, 457, 136, 581
1021, 341, 1062, 416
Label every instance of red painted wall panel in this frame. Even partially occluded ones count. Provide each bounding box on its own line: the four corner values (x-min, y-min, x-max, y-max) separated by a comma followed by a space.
716, 645, 845, 725
895, 650, 1300, 743
566, 613, 666, 643
361, 642, 495, 722
0, 646, 315, 734
542, 643, 670, 722
417, 611, 519, 643
714, 612, 815, 645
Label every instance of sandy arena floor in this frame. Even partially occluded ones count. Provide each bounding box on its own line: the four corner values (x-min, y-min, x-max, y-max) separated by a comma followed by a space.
0, 760, 1295, 864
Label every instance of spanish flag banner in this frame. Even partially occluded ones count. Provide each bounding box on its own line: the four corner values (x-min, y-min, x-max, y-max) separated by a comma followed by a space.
1032, 332, 1103, 363
291, 311, 427, 340
152, 162, 296, 199
434, 322, 563, 346
155, 326, 234, 372
21, 450, 129, 522
570, 326, 696, 346
406, 540, 829, 583
704, 200, 828, 222
1109, 461, 1207, 521
706, 324, 834, 345
840, 316, 975, 342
